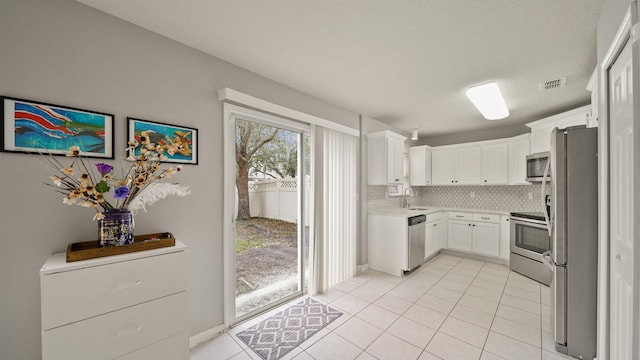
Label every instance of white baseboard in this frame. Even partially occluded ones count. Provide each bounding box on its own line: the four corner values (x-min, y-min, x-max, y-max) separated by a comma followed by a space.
189, 324, 225, 349
357, 264, 369, 272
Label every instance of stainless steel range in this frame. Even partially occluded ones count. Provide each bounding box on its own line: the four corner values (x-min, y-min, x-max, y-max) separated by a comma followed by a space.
509, 211, 551, 286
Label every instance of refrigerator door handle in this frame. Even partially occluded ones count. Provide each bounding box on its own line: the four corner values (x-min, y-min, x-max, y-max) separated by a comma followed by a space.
541, 250, 554, 271
541, 160, 552, 237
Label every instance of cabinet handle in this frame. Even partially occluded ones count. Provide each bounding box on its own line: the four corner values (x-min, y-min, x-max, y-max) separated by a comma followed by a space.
433, 224, 438, 227
473, 224, 476, 227
481, 217, 490, 220
468, 224, 471, 227
114, 325, 142, 337
451, 180, 454, 183
484, 180, 487, 183
506, 219, 510, 222
115, 280, 142, 291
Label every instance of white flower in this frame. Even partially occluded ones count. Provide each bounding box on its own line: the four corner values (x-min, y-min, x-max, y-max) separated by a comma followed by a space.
49, 176, 62, 186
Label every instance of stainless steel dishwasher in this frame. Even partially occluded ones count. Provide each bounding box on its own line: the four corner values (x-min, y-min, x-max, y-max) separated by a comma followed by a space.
407, 214, 426, 271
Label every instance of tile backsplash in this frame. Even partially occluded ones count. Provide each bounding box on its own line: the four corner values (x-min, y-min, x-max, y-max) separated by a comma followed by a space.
367, 184, 545, 212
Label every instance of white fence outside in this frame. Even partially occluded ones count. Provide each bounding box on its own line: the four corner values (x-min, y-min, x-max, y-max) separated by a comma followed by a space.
235, 176, 310, 224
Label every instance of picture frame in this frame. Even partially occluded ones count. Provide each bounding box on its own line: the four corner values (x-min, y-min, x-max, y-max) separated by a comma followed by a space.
127, 117, 198, 165
1, 96, 114, 158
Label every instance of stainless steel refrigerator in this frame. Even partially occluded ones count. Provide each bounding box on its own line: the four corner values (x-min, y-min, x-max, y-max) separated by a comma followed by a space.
542, 126, 598, 359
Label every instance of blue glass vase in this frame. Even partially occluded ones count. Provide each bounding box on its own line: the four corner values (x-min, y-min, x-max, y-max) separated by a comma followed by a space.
98, 209, 134, 247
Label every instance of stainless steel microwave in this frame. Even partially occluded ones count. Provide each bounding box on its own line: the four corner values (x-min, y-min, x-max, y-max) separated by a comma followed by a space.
526, 152, 550, 182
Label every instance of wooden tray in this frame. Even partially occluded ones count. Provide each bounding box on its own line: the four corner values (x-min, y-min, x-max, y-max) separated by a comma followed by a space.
66, 232, 175, 262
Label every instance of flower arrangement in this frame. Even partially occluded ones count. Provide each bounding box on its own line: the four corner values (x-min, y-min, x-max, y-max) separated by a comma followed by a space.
45, 136, 191, 220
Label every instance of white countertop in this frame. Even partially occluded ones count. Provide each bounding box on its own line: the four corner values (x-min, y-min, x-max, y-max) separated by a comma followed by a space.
368, 206, 509, 218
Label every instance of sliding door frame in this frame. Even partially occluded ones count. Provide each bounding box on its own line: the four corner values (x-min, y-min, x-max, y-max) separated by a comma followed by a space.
222, 103, 311, 327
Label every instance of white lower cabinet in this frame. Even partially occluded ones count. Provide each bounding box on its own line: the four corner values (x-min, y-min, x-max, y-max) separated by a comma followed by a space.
447, 212, 500, 258
447, 220, 472, 252
424, 212, 443, 259
40, 242, 189, 360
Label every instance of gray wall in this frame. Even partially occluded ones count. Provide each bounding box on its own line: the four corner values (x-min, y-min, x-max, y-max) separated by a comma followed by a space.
0, 1, 358, 359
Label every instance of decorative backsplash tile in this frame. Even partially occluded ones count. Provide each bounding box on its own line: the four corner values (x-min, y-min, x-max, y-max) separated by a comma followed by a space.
367, 184, 545, 212
419, 184, 544, 212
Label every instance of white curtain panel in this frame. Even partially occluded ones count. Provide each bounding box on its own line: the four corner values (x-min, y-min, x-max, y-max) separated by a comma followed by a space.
313, 127, 358, 293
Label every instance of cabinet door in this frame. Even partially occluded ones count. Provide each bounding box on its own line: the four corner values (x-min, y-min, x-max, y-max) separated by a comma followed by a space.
425, 220, 442, 259
455, 147, 482, 184
482, 143, 508, 184
508, 138, 531, 185
432, 150, 455, 184
386, 139, 404, 183
410, 146, 431, 186
448, 220, 472, 251
530, 123, 555, 154
471, 222, 500, 257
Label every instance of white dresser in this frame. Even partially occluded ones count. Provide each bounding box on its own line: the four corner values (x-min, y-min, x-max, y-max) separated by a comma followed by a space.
40, 241, 189, 360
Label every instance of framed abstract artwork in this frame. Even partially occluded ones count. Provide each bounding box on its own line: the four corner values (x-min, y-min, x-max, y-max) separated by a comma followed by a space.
127, 117, 198, 165
1, 96, 114, 158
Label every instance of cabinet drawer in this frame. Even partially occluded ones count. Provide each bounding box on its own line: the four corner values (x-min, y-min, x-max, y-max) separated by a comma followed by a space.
42, 292, 188, 360
449, 212, 472, 221
472, 213, 499, 223
41, 251, 187, 330
426, 212, 442, 223
116, 331, 188, 360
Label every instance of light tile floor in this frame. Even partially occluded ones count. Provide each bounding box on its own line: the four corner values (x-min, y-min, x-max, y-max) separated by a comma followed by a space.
190, 254, 576, 360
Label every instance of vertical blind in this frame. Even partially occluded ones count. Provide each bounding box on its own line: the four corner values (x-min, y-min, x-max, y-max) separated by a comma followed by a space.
315, 127, 358, 292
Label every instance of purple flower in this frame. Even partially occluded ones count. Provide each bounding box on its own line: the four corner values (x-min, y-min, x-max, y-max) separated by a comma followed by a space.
113, 186, 130, 199
95, 163, 113, 175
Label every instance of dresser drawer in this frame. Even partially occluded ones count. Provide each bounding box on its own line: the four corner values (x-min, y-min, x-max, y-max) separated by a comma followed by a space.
115, 331, 188, 360
472, 213, 499, 223
42, 292, 188, 360
41, 251, 187, 330
449, 212, 472, 221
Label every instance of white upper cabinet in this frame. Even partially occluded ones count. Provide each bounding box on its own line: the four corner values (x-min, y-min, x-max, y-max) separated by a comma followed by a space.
481, 143, 508, 185
432, 150, 455, 185
367, 130, 407, 185
507, 134, 531, 185
456, 147, 483, 184
526, 105, 592, 154
409, 145, 432, 186
432, 147, 481, 185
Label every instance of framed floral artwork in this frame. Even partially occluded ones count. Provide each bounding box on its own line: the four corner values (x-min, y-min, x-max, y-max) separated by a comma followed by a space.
1, 96, 114, 158
127, 117, 198, 165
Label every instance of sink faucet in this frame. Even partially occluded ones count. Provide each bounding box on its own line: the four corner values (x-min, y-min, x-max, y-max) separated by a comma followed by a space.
402, 187, 410, 208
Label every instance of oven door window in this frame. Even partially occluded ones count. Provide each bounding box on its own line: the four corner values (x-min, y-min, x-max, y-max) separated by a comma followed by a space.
514, 223, 550, 254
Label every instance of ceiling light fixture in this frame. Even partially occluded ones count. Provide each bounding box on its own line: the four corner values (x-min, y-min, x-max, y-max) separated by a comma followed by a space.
465, 82, 510, 120
411, 128, 418, 140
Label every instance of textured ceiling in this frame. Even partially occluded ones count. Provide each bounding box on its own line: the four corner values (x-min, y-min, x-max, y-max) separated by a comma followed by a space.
77, 0, 603, 138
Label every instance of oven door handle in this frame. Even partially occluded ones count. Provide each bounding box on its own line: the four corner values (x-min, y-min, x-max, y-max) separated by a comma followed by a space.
541, 250, 554, 272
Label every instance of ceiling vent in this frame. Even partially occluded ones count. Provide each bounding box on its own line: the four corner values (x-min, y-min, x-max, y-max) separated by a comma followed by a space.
539, 77, 567, 90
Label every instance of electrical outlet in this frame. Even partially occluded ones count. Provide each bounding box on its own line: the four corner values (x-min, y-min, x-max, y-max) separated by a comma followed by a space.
470, 192, 475, 198
528, 192, 533, 200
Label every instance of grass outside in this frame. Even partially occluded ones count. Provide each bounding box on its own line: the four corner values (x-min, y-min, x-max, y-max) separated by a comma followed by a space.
235, 217, 304, 316
235, 217, 297, 253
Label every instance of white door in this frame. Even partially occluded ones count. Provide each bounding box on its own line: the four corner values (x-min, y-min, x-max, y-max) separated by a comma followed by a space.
455, 147, 482, 184
471, 222, 500, 257
482, 143, 508, 185
448, 220, 472, 251
608, 38, 634, 360
432, 150, 455, 184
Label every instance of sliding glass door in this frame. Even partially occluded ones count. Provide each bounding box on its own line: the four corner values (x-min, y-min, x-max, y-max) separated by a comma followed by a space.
225, 105, 311, 324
